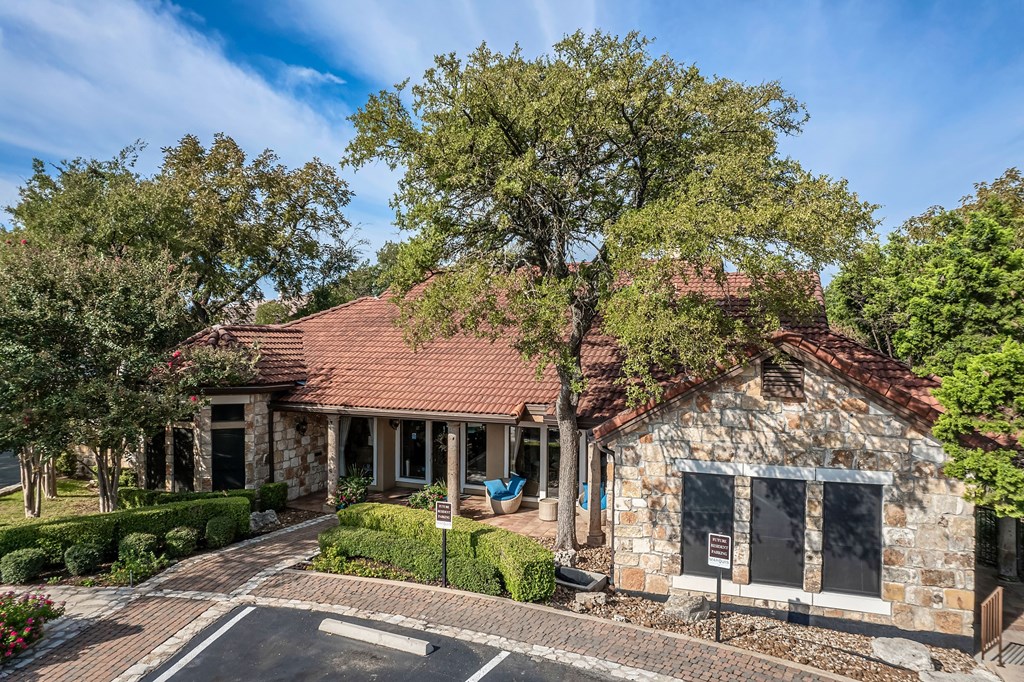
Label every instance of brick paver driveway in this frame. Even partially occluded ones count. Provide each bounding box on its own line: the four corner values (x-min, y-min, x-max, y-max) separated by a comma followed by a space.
4, 514, 840, 682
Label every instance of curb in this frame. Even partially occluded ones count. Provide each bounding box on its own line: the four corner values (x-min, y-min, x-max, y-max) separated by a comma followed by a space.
275, 570, 856, 682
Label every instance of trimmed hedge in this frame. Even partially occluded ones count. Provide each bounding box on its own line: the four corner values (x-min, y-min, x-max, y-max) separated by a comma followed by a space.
119, 533, 158, 559
205, 515, 236, 549
259, 482, 288, 512
119, 487, 258, 512
64, 543, 102, 576
333, 503, 554, 602
317, 526, 502, 596
0, 496, 251, 566
1, 548, 47, 584
165, 526, 199, 558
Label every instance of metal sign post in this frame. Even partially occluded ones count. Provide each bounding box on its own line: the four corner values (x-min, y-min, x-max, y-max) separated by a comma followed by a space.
435, 501, 453, 588
707, 532, 732, 643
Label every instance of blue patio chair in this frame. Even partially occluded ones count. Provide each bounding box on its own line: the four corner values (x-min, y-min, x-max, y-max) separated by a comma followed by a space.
577, 482, 607, 511
483, 474, 527, 514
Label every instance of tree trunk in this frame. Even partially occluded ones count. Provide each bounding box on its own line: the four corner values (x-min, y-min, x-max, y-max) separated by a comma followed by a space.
553, 372, 581, 551
18, 446, 41, 518
43, 459, 57, 500
94, 447, 121, 513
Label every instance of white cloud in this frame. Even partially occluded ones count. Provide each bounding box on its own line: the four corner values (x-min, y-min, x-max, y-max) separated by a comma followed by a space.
280, 64, 346, 89
0, 0, 348, 170
275, 0, 603, 86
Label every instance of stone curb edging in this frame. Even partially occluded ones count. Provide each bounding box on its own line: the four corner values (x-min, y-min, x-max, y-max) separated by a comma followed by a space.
279, 570, 855, 682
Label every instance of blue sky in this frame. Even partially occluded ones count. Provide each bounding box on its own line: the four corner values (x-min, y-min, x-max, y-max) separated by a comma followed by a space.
1, 0, 1022, 282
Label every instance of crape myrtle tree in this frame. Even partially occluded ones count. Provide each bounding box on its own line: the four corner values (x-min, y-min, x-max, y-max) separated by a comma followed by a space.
7, 134, 359, 327
0, 240, 258, 514
345, 31, 876, 550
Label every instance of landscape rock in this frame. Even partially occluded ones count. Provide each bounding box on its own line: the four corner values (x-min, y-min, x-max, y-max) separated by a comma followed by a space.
664, 595, 710, 623
574, 592, 608, 610
870, 637, 933, 673
250, 509, 280, 532
553, 549, 578, 568
612, 614, 628, 622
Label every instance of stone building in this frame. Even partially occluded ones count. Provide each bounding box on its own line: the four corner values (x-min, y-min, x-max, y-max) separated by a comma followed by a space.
593, 329, 976, 650
139, 273, 988, 650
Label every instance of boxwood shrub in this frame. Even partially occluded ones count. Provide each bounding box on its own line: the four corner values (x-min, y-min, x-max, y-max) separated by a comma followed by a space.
258, 482, 288, 512
0, 496, 251, 567
119, 532, 158, 559
205, 515, 236, 549
1, 548, 48, 584
332, 504, 554, 602
64, 543, 102, 576
165, 526, 199, 558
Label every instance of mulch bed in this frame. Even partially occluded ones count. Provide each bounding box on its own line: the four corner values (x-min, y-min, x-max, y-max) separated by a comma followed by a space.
540, 541, 980, 682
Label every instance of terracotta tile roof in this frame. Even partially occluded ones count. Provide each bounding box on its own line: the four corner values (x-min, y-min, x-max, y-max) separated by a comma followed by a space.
183, 325, 307, 385
592, 327, 943, 440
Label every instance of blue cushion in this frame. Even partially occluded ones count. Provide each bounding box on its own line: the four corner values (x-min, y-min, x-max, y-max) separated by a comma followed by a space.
507, 475, 527, 497
484, 479, 508, 498
491, 491, 516, 501
580, 483, 607, 511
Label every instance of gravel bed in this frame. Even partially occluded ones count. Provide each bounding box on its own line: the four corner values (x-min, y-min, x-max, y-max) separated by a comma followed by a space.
540, 541, 979, 682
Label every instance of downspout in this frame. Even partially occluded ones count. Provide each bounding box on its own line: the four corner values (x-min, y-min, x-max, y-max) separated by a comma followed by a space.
268, 408, 275, 483
597, 440, 616, 588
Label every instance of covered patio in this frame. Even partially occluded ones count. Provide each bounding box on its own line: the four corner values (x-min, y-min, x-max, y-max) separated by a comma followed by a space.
288, 488, 601, 545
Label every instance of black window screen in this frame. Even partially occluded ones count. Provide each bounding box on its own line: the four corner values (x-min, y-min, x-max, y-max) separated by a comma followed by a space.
823, 483, 882, 597
682, 473, 734, 578
212, 403, 245, 422
750, 478, 806, 587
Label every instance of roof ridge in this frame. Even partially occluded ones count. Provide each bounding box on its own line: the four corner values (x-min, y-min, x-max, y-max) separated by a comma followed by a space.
282, 296, 379, 328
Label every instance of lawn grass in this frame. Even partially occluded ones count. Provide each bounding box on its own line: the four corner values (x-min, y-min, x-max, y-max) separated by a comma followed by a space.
0, 478, 99, 527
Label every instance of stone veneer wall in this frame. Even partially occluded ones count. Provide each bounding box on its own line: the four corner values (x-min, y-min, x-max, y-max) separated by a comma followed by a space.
273, 411, 328, 500
245, 395, 271, 487
605, 356, 975, 643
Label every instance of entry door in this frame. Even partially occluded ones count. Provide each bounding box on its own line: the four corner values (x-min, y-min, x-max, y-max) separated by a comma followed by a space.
145, 432, 166, 490
172, 427, 195, 492
212, 428, 246, 491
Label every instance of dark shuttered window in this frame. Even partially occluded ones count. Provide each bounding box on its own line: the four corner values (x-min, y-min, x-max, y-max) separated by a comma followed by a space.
211, 403, 245, 422
750, 478, 806, 588
761, 358, 805, 400
682, 473, 734, 579
822, 483, 882, 597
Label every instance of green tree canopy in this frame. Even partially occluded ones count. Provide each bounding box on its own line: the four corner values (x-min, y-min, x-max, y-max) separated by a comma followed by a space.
6, 134, 359, 325
297, 241, 401, 317
346, 31, 876, 548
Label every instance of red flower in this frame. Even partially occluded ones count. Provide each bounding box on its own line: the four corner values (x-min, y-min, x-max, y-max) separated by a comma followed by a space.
172, 350, 182, 358
189, 395, 198, 403
19, 239, 27, 245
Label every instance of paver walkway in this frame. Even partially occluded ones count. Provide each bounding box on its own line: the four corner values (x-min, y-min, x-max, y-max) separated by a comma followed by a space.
3, 513, 841, 682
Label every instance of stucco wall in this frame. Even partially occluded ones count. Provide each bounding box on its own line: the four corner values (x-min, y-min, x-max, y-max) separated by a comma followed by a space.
605, 355, 975, 643
273, 411, 328, 500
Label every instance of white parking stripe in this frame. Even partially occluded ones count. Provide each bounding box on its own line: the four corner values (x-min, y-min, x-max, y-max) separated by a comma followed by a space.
151, 606, 256, 682
464, 650, 511, 682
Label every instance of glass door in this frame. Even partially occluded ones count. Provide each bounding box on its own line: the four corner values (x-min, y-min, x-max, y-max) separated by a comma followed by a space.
399, 420, 427, 481
430, 421, 448, 484
512, 426, 542, 497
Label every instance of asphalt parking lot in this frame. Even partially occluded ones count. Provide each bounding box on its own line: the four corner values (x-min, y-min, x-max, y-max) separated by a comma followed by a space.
144, 606, 612, 682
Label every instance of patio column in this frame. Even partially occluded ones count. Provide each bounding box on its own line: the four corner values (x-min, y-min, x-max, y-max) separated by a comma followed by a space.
326, 415, 340, 512
447, 422, 462, 517
337, 416, 351, 477
587, 441, 605, 546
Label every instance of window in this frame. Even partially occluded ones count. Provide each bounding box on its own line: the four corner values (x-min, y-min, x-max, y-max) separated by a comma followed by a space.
430, 421, 449, 484
211, 403, 245, 422
343, 417, 375, 481
512, 426, 542, 497
822, 483, 882, 597
464, 424, 487, 486
750, 478, 806, 588
761, 357, 804, 400
399, 420, 427, 481
546, 429, 561, 497
682, 473, 734, 579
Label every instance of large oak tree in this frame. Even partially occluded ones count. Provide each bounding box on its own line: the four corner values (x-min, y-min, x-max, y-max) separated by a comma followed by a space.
346, 32, 876, 549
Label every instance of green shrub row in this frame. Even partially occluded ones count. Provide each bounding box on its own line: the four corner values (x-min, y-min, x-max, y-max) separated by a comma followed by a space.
317, 526, 502, 596
333, 503, 554, 602
119, 482, 288, 513
0, 496, 251, 566
0, 548, 48, 584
